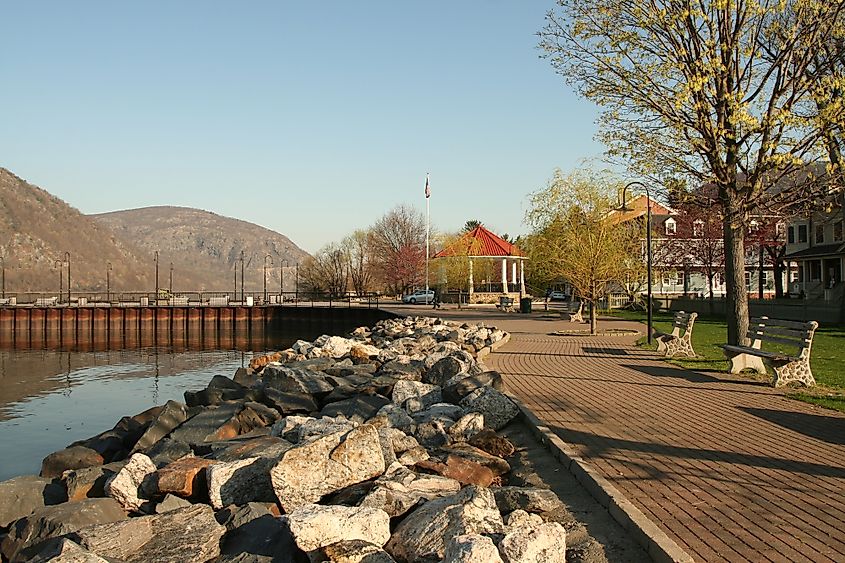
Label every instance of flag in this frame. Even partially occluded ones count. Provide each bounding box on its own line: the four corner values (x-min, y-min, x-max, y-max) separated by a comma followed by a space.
425, 174, 430, 199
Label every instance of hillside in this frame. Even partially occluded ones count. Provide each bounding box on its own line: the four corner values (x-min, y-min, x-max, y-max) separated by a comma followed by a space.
0, 168, 157, 293
91, 207, 311, 293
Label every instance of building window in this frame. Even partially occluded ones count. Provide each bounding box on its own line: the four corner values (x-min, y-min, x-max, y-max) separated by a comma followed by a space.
835, 220, 843, 242
676, 272, 684, 287
775, 222, 786, 238
815, 224, 825, 244
665, 218, 676, 235
744, 271, 751, 288
693, 220, 704, 237
788, 226, 795, 244
798, 224, 808, 243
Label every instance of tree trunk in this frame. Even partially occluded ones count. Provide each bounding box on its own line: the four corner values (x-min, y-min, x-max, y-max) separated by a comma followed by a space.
708, 272, 715, 316
723, 216, 749, 345
589, 301, 597, 335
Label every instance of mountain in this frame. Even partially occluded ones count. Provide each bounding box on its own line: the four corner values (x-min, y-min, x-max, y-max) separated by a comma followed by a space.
91, 207, 311, 293
0, 168, 156, 293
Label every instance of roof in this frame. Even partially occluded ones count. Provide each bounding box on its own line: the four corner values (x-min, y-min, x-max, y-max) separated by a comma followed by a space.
784, 243, 845, 260
608, 195, 676, 225
434, 225, 525, 258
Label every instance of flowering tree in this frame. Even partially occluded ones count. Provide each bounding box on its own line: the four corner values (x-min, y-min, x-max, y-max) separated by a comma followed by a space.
368, 205, 426, 295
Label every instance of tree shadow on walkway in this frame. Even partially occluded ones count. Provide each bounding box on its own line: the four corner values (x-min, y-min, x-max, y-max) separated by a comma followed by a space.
739, 407, 845, 446
620, 363, 769, 387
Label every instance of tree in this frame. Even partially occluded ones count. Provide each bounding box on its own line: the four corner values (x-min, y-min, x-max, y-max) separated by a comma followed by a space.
369, 205, 426, 295
540, 0, 845, 344
299, 243, 348, 297
526, 168, 642, 333
343, 229, 374, 297
463, 220, 482, 232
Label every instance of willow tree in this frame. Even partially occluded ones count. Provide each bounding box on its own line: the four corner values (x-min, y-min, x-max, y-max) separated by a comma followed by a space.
526, 168, 642, 334
541, 0, 845, 344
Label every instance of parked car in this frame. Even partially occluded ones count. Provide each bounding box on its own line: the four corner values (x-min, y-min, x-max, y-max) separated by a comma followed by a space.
548, 291, 569, 301
402, 289, 435, 304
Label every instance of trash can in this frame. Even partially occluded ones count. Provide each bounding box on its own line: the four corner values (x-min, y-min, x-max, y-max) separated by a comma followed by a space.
519, 297, 532, 313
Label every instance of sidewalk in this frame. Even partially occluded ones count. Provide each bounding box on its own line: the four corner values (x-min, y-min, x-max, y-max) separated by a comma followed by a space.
387, 305, 845, 562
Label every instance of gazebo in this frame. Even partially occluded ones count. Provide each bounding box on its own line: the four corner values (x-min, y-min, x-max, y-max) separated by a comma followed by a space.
433, 225, 528, 303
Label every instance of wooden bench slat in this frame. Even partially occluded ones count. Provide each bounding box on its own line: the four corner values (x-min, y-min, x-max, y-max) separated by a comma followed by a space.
747, 326, 810, 340
751, 333, 811, 348
722, 345, 796, 362
749, 318, 815, 330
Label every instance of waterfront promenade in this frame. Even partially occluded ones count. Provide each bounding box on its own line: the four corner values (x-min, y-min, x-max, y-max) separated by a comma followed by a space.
386, 304, 845, 562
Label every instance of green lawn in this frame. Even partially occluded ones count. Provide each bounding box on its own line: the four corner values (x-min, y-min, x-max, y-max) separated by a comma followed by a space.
608, 309, 845, 412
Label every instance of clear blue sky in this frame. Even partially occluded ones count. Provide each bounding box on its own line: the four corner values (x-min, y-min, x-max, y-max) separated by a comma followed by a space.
1, 1, 604, 253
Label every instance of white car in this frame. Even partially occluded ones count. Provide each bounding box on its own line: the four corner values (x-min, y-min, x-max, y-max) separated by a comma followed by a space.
402, 289, 435, 304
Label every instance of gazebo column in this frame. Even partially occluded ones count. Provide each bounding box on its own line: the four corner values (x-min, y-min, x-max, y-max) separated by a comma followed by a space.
519, 260, 525, 298
501, 258, 508, 294
468, 259, 474, 303
511, 262, 517, 286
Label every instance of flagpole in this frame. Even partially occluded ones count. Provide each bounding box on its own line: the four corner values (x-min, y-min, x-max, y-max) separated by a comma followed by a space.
425, 173, 430, 295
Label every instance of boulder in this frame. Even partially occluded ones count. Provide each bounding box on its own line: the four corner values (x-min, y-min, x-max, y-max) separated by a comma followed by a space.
63, 462, 125, 502
155, 457, 214, 498
209, 435, 293, 462
261, 365, 334, 395
274, 415, 358, 444
503, 509, 544, 532
415, 455, 494, 487
321, 336, 356, 358
285, 504, 390, 552
492, 487, 563, 514
443, 534, 504, 563
424, 356, 467, 387
168, 402, 245, 445
71, 504, 226, 563
236, 402, 282, 433
131, 400, 188, 453
443, 371, 504, 404
372, 404, 415, 433
41, 446, 104, 479
217, 503, 300, 562
261, 388, 319, 415
497, 522, 566, 563
320, 394, 391, 423
412, 403, 464, 425
0, 498, 126, 562
459, 387, 519, 431
0, 475, 66, 528
207, 456, 278, 509
384, 486, 504, 562
440, 443, 511, 476
360, 464, 461, 518
145, 438, 193, 468
448, 412, 485, 442
413, 420, 451, 449
155, 494, 192, 514
467, 429, 515, 458
391, 380, 441, 409
22, 538, 109, 563
270, 425, 386, 512
314, 540, 396, 563
104, 452, 157, 512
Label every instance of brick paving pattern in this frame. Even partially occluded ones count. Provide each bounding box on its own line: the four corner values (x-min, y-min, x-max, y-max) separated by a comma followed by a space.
388, 306, 845, 562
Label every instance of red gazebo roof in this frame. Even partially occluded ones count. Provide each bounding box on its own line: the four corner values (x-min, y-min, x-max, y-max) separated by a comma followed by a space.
434, 225, 525, 258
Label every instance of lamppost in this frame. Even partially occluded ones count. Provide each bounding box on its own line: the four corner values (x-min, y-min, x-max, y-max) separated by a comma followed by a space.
154, 251, 159, 306
295, 261, 299, 302
54, 259, 63, 303
169, 262, 173, 294
239, 250, 245, 303
263, 254, 273, 303
1, 256, 5, 299
281, 260, 288, 303
622, 181, 653, 344
106, 262, 112, 303
64, 252, 71, 305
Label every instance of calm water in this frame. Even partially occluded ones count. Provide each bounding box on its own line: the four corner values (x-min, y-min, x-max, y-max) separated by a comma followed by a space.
0, 323, 348, 481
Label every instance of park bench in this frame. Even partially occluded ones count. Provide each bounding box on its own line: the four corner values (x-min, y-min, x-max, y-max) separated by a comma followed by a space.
721, 316, 819, 387
560, 301, 584, 323
496, 296, 515, 312
654, 311, 698, 358
35, 297, 58, 307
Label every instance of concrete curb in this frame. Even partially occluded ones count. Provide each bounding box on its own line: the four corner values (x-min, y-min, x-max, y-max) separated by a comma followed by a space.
507, 394, 695, 563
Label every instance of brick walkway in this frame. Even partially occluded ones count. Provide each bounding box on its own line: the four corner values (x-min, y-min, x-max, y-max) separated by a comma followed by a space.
388, 305, 845, 562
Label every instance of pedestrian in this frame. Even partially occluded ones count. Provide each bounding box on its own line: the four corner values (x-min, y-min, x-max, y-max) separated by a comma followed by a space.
432, 288, 441, 310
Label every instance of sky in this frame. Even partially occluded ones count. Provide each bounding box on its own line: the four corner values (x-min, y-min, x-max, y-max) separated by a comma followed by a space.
0, 1, 606, 253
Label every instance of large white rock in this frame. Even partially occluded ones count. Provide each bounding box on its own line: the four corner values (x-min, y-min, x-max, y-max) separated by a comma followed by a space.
104, 453, 156, 512
286, 504, 391, 552
270, 425, 385, 511
385, 486, 504, 562
497, 522, 567, 563
391, 380, 442, 409
448, 412, 485, 442
206, 456, 277, 509
360, 463, 461, 518
321, 336, 355, 358
443, 534, 504, 563
459, 386, 519, 430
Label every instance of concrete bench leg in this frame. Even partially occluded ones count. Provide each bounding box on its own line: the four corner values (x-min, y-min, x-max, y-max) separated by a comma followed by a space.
655, 336, 669, 354
772, 359, 816, 388
725, 352, 766, 375
665, 337, 695, 358
569, 312, 583, 323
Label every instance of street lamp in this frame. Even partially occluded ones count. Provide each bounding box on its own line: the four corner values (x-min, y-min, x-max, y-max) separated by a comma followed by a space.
154, 251, 159, 306
263, 254, 273, 303
281, 260, 288, 303
169, 262, 174, 294
1, 256, 5, 299
239, 250, 245, 303
54, 259, 63, 303
106, 262, 112, 303
295, 261, 299, 302
64, 252, 71, 305
622, 181, 653, 344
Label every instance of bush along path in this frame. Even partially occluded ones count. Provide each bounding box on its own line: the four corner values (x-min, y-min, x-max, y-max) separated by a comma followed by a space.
0, 316, 589, 563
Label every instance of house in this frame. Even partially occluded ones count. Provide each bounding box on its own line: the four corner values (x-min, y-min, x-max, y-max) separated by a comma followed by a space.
784, 194, 845, 300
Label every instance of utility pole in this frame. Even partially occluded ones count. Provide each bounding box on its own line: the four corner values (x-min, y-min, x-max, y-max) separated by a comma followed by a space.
263, 254, 273, 304
240, 250, 245, 303
65, 252, 71, 305
154, 251, 159, 306
106, 262, 112, 303
169, 262, 173, 294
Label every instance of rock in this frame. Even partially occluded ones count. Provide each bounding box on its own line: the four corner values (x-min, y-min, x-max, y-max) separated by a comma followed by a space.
415, 455, 495, 487
145, 438, 193, 467
23, 538, 109, 563
397, 446, 429, 466
168, 402, 245, 445
155, 457, 213, 498
287, 356, 335, 372
321, 336, 356, 358
424, 356, 467, 387
350, 343, 381, 362
497, 522, 566, 563
320, 395, 391, 423
384, 486, 504, 562
443, 371, 504, 404
261, 388, 319, 415
286, 504, 390, 552
448, 412, 485, 442
413, 420, 451, 448
0, 498, 126, 562
440, 443, 511, 476
104, 452, 157, 512
372, 404, 415, 433
360, 464, 461, 518
63, 462, 125, 502
207, 456, 279, 509
379, 360, 423, 381
71, 504, 226, 563
155, 494, 192, 513
237, 402, 282, 433
210, 435, 293, 462
492, 487, 563, 514
443, 534, 504, 563
270, 425, 386, 512
467, 429, 515, 458
377, 427, 420, 457
412, 403, 464, 424
262, 365, 335, 395
0, 475, 66, 528
504, 509, 544, 532
459, 387, 519, 431
314, 540, 396, 563
217, 503, 300, 562
391, 380, 441, 410
131, 400, 189, 453
41, 446, 105, 479
281, 415, 358, 444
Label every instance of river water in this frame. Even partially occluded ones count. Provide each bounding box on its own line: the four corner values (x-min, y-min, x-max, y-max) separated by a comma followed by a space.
0, 322, 352, 481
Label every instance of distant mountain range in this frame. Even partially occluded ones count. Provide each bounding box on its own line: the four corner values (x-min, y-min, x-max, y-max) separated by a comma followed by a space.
0, 168, 311, 294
